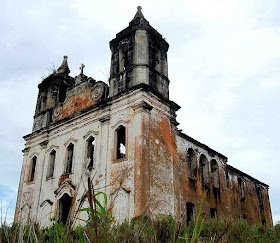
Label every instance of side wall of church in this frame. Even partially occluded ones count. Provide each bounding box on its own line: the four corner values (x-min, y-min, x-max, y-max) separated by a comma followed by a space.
175, 134, 273, 226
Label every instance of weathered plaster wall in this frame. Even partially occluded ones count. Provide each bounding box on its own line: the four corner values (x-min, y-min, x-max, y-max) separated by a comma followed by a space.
15, 89, 273, 227
175, 134, 273, 226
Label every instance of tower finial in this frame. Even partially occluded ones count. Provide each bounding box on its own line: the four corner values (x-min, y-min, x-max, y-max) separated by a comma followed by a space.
57, 55, 70, 75
134, 5, 144, 19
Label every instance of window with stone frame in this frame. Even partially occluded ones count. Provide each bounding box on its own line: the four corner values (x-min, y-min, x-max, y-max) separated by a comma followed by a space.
116, 125, 126, 159
86, 137, 95, 169
199, 154, 209, 185
29, 156, 37, 182
65, 143, 74, 174
211, 159, 220, 188
47, 150, 56, 178
187, 148, 197, 179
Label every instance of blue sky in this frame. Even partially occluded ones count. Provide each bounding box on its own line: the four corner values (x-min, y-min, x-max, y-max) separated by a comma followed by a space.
1, 0, 280, 224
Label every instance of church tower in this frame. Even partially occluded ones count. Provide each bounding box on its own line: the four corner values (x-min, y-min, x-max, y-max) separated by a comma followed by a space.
109, 6, 169, 99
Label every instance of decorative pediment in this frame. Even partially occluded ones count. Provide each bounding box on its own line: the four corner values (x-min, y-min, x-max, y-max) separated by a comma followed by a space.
47, 145, 59, 153
39, 140, 49, 148
131, 101, 153, 114
29, 152, 39, 159
111, 119, 130, 130
64, 137, 78, 147
83, 130, 99, 140
22, 147, 30, 154
40, 199, 53, 207
99, 114, 110, 124
54, 177, 76, 200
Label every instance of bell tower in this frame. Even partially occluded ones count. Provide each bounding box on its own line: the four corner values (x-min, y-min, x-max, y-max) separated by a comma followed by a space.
109, 6, 169, 99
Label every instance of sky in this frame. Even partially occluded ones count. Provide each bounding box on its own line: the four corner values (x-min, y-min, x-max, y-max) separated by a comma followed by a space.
0, 0, 280, 224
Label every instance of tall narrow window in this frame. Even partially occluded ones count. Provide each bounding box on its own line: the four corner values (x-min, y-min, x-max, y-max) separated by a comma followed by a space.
187, 148, 197, 179
87, 137, 95, 169
47, 150, 56, 178
211, 160, 219, 188
256, 186, 263, 205
66, 143, 74, 174
41, 90, 47, 111
29, 156, 37, 182
59, 85, 67, 103
238, 178, 245, 200
119, 43, 129, 72
210, 208, 217, 219
199, 154, 209, 185
154, 47, 162, 73
116, 125, 126, 159
226, 169, 230, 186
186, 202, 195, 226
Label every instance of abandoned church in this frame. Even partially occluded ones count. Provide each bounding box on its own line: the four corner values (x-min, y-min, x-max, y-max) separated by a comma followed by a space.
15, 7, 273, 227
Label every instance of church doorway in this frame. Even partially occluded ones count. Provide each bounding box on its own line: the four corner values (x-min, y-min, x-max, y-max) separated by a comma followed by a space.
59, 193, 72, 224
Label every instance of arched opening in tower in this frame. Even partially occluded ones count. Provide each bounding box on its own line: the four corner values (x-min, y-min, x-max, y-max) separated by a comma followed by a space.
59, 194, 72, 224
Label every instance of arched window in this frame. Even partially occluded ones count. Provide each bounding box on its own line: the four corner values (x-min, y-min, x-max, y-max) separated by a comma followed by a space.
47, 150, 56, 178
29, 156, 37, 182
211, 160, 219, 188
116, 125, 126, 159
199, 154, 209, 185
187, 148, 197, 179
65, 143, 74, 174
86, 137, 95, 169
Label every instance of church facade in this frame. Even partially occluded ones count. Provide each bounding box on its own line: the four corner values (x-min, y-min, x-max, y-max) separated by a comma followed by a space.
15, 7, 273, 227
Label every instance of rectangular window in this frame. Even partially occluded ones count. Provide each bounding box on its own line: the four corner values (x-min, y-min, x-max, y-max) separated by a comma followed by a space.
242, 215, 247, 222
116, 126, 126, 159
29, 157, 37, 182
187, 148, 197, 180
186, 202, 195, 226
238, 178, 245, 200
211, 160, 219, 188
66, 144, 74, 174
256, 186, 263, 205
47, 150, 56, 178
210, 208, 217, 219
87, 137, 95, 169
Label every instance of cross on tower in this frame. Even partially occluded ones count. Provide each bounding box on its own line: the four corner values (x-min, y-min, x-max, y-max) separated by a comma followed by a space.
79, 64, 85, 74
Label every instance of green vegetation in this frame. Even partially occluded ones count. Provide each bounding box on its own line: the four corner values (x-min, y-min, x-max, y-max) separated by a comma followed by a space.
3, 181, 278, 242
1, 217, 279, 242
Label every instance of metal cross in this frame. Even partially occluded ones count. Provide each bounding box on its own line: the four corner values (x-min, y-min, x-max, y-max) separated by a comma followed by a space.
79, 64, 85, 74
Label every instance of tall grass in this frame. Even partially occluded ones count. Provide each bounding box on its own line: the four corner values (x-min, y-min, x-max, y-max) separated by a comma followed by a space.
1, 217, 280, 242
3, 177, 278, 242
